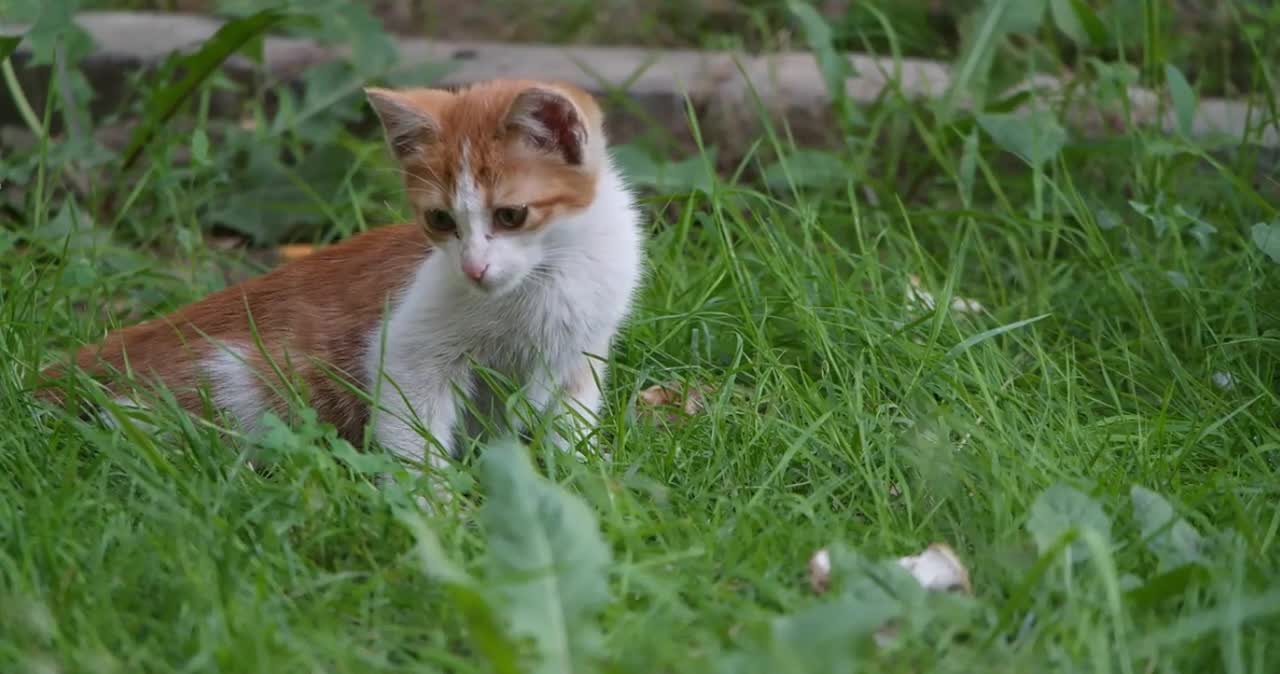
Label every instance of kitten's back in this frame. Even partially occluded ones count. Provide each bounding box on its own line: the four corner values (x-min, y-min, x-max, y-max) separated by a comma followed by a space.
38, 224, 431, 440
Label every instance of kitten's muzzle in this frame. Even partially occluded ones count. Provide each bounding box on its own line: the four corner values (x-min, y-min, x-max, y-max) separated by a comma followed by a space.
462, 258, 490, 285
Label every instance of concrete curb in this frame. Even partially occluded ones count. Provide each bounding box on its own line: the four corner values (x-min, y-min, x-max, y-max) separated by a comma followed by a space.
3, 10, 1277, 158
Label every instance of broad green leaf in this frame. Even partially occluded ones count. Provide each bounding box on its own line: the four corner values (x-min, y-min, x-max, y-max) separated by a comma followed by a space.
788, 1, 862, 127
1251, 221, 1280, 264
329, 437, 398, 476
781, 543, 980, 662
769, 597, 896, 668
769, 545, 911, 667
1026, 483, 1111, 562
190, 128, 211, 165
220, 0, 396, 75
0, 35, 20, 63
1173, 204, 1217, 249
1130, 486, 1207, 572
398, 510, 522, 674
122, 9, 287, 170
762, 149, 847, 191
611, 145, 716, 194
478, 438, 612, 674
978, 110, 1066, 170
15, 0, 95, 65
1165, 64, 1196, 137
1132, 200, 1218, 247
1125, 564, 1208, 608
398, 509, 475, 588
1002, 0, 1050, 34
942, 0, 1039, 116
1069, 0, 1110, 45
823, 543, 927, 606
1050, 0, 1088, 44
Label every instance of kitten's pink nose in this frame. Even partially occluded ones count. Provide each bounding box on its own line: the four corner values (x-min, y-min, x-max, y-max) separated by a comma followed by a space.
462, 259, 489, 283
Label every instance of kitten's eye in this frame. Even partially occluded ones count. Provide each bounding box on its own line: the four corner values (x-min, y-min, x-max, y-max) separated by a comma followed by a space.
425, 209, 456, 232
493, 206, 529, 230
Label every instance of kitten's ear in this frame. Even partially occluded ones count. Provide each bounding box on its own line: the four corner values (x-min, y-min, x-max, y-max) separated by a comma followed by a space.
504, 87, 587, 166
365, 87, 438, 159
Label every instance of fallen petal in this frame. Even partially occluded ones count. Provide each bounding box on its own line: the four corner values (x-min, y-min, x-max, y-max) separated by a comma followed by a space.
1212, 371, 1237, 391
637, 381, 714, 418
896, 543, 971, 594
906, 274, 986, 314
808, 548, 832, 594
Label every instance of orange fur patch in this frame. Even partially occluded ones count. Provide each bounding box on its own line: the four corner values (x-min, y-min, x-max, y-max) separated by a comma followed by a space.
38, 225, 432, 442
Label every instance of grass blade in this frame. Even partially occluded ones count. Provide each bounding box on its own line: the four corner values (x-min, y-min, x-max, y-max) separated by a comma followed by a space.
1165, 64, 1196, 137
120, 9, 286, 171
0, 35, 20, 63
940, 0, 1019, 118
944, 313, 1050, 360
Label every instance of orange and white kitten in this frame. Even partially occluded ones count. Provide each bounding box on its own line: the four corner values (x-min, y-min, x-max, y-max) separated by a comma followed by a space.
39, 79, 645, 496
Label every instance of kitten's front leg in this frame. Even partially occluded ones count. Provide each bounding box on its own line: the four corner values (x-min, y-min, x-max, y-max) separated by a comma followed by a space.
371, 370, 464, 506
531, 354, 608, 461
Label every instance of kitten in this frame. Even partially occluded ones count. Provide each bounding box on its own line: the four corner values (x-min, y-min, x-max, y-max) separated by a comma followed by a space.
36, 79, 646, 499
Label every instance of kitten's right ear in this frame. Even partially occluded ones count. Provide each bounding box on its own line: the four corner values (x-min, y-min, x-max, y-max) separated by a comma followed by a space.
365, 87, 438, 159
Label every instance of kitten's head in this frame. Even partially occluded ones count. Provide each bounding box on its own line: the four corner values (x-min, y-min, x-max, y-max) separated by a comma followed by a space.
365, 79, 606, 295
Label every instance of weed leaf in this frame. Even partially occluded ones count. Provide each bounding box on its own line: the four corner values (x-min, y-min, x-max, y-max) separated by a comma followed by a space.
770, 544, 915, 667
1049, 0, 1087, 44
122, 9, 287, 171
1069, 0, 1109, 45
612, 145, 716, 194
1026, 484, 1111, 562
0, 36, 20, 63
788, 1, 862, 127
978, 110, 1066, 170
1002, 0, 1049, 34
1131, 486, 1207, 572
398, 510, 522, 674
478, 438, 612, 674
1050, 0, 1108, 46
762, 149, 847, 191
942, 0, 1040, 116
16, 0, 95, 65
1165, 65, 1197, 137
769, 596, 894, 668
1251, 221, 1280, 264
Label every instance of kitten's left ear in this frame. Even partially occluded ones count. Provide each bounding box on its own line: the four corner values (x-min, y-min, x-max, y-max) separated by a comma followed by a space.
365, 87, 439, 160
505, 87, 588, 166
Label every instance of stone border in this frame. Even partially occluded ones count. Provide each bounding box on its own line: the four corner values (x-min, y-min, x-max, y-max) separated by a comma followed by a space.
2, 10, 1277, 157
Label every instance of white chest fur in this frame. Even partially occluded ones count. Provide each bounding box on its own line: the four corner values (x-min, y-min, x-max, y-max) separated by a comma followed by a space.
365, 160, 644, 471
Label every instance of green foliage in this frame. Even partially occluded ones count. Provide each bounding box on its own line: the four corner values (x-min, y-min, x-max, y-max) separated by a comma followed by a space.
0, 36, 20, 62
3, 1, 1280, 673
1026, 484, 1112, 563
941, 0, 1029, 117
1251, 222, 1280, 264
788, 0, 863, 131
1130, 486, 1207, 573
976, 110, 1066, 171
121, 9, 286, 170
477, 439, 613, 674
1164, 64, 1197, 138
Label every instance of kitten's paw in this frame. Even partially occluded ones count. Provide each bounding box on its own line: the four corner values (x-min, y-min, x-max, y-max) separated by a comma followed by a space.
567, 429, 611, 463
547, 423, 594, 455
413, 473, 456, 515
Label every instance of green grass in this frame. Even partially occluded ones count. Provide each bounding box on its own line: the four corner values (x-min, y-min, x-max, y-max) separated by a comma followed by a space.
4, 1, 1280, 672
